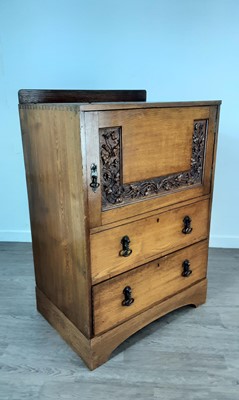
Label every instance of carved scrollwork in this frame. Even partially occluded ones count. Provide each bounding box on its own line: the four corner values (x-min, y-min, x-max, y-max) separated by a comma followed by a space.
100, 127, 123, 205
100, 120, 207, 210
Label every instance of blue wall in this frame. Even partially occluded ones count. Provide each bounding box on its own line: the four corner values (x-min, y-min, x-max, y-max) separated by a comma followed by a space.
0, 0, 238, 246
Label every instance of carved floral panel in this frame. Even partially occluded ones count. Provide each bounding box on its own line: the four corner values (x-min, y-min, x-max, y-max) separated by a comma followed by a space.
99, 120, 208, 210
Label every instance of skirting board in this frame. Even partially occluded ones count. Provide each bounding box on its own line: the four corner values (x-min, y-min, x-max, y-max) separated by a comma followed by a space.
0, 230, 239, 248
0, 230, 32, 242
209, 235, 239, 249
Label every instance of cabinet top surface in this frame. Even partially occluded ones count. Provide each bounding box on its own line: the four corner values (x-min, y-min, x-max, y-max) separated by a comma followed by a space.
19, 100, 222, 111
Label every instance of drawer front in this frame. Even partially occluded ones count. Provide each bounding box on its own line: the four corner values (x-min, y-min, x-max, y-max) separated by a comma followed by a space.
91, 199, 209, 283
93, 240, 208, 335
85, 105, 217, 228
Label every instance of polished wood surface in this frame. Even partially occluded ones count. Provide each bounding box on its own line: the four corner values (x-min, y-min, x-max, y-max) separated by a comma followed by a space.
93, 241, 208, 335
36, 286, 93, 367
19, 95, 221, 370
84, 111, 102, 229
36, 277, 207, 370
91, 199, 210, 283
18, 89, 147, 104
80, 100, 222, 111
91, 279, 207, 369
90, 194, 211, 234
19, 107, 92, 337
99, 107, 209, 183
86, 105, 218, 227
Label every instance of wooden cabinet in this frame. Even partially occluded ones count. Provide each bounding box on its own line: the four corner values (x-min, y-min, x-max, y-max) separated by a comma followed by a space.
19, 90, 221, 370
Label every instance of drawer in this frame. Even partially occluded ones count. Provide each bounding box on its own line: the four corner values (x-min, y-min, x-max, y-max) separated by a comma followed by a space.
91, 199, 209, 283
93, 240, 208, 335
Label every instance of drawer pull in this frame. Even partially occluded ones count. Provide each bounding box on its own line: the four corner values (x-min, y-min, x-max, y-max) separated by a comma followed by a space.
182, 259, 192, 277
122, 286, 134, 306
90, 163, 100, 192
182, 216, 193, 234
119, 235, 132, 257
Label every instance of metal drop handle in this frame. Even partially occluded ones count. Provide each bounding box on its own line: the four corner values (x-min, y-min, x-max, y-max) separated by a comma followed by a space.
182, 216, 193, 234
119, 235, 132, 257
122, 286, 134, 306
182, 259, 192, 277
90, 163, 100, 192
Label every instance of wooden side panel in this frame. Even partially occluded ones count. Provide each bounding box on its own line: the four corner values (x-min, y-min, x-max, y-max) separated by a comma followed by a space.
93, 241, 208, 335
19, 105, 91, 337
208, 105, 221, 223
90, 198, 210, 283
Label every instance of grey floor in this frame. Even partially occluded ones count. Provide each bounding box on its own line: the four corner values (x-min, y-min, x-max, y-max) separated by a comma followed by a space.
0, 243, 239, 400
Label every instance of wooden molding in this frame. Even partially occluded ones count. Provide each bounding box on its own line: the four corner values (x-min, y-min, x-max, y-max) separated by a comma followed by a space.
18, 89, 147, 104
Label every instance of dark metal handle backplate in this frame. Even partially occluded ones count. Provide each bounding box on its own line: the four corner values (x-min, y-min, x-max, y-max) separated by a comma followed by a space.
122, 286, 134, 306
119, 235, 132, 257
90, 163, 100, 192
182, 259, 192, 277
182, 216, 193, 234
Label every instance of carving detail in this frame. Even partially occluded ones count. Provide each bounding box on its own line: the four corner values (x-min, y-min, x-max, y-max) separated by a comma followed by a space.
100, 120, 207, 210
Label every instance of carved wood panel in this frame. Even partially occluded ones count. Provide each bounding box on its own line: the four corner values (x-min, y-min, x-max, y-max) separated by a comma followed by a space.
100, 120, 208, 210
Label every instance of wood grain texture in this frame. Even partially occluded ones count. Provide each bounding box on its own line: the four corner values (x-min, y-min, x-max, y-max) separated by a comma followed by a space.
86, 104, 219, 227
207, 105, 221, 232
201, 105, 218, 194
91, 199, 210, 283
91, 279, 207, 369
80, 100, 222, 111
19, 107, 92, 337
100, 107, 209, 183
18, 98, 221, 373
99, 120, 208, 212
36, 286, 93, 368
84, 111, 102, 228
18, 89, 147, 104
36, 279, 207, 370
100, 184, 211, 227
93, 241, 208, 335
90, 194, 211, 234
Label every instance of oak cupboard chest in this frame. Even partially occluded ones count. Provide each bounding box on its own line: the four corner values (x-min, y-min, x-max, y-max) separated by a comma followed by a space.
18, 89, 221, 370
